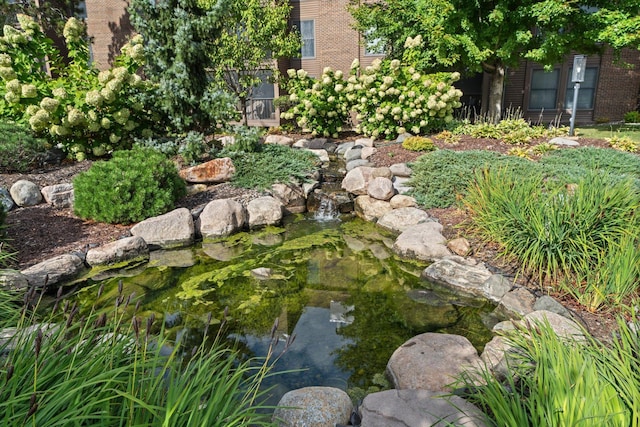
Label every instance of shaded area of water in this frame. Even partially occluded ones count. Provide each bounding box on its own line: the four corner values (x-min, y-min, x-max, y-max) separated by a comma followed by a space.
73, 216, 495, 401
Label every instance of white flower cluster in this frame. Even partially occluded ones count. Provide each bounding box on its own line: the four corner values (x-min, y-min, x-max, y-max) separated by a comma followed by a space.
63, 18, 84, 44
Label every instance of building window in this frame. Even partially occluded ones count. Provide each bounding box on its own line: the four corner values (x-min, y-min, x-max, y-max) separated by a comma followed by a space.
294, 20, 315, 59
364, 28, 385, 56
564, 67, 598, 110
529, 69, 560, 110
246, 70, 276, 120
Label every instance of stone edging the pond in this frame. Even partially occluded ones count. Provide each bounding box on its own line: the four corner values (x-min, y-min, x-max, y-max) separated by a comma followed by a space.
0, 134, 590, 427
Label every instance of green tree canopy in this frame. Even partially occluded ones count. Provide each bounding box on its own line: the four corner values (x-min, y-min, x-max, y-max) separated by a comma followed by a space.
349, 0, 638, 119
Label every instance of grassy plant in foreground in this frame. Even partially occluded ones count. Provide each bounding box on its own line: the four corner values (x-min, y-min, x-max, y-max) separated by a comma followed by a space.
0, 285, 282, 426
458, 320, 633, 426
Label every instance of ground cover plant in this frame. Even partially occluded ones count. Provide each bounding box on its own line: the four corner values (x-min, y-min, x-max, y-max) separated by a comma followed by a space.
0, 119, 48, 173
0, 286, 282, 426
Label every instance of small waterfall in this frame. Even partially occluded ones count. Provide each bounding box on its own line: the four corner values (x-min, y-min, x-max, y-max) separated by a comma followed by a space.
314, 195, 340, 221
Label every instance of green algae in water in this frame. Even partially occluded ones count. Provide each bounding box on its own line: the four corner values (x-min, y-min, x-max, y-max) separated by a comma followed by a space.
73, 216, 495, 398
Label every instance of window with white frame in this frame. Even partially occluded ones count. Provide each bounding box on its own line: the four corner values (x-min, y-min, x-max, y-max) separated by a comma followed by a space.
564, 67, 598, 110
364, 28, 385, 56
294, 20, 315, 59
529, 69, 560, 110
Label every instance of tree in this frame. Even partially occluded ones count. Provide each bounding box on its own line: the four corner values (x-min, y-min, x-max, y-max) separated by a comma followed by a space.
206, 0, 300, 125
128, 0, 238, 133
349, 0, 629, 120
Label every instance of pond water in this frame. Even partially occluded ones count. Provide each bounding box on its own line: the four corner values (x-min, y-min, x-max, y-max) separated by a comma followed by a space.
72, 214, 495, 402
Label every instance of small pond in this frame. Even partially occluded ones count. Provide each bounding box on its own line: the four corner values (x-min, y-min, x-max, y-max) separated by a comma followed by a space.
71, 214, 495, 402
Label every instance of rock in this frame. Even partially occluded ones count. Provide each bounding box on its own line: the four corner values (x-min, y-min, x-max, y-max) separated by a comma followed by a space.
264, 134, 294, 146
393, 222, 451, 261
217, 135, 235, 146
185, 183, 208, 196
354, 137, 375, 147
392, 176, 412, 194
130, 208, 195, 249
247, 196, 284, 228
354, 195, 393, 222
41, 183, 74, 208
389, 194, 417, 209
10, 180, 42, 207
377, 207, 431, 233
0, 270, 29, 291
292, 139, 309, 148
448, 237, 471, 256
387, 333, 483, 392
21, 254, 85, 289
481, 335, 513, 376
307, 138, 328, 149
367, 176, 395, 201
482, 274, 513, 302
271, 183, 307, 214
305, 149, 329, 163
389, 163, 413, 177
179, 157, 235, 183
302, 181, 320, 198
198, 199, 247, 238
522, 310, 585, 341
272, 386, 352, 427
346, 158, 373, 171
149, 248, 196, 268
361, 389, 488, 427
251, 267, 272, 279
361, 146, 377, 159
422, 256, 508, 302
86, 236, 149, 266
372, 166, 393, 179
323, 141, 338, 153
344, 146, 363, 161
341, 166, 375, 195
495, 287, 536, 318
335, 141, 355, 154
396, 133, 412, 143
550, 136, 580, 146
533, 295, 574, 319
0, 188, 15, 212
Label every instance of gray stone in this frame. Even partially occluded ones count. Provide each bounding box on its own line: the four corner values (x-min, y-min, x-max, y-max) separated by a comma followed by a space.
264, 134, 294, 146
341, 166, 375, 195
86, 236, 149, 266
482, 274, 513, 302
305, 148, 329, 163
448, 237, 471, 256
41, 183, 74, 208
149, 248, 196, 268
292, 138, 310, 149
367, 176, 395, 201
354, 137, 375, 147
251, 267, 272, 280
395, 133, 413, 143
533, 295, 573, 319
10, 180, 42, 207
361, 146, 377, 159
272, 386, 352, 427
393, 222, 451, 261
201, 241, 244, 261
354, 195, 393, 222
335, 141, 355, 155
217, 135, 235, 146
302, 181, 320, 198
392, 176, 413, 194
550, 136, 580, 146
179, 157, 235, 183
0, 188, 15, 212
495, 287, 536, 318
344, 146, 363, 161
422, 256, 500, 301
307, 138, 328, 149
346, 158, 373, 171
377, 207, 431, 233
271, 183, 306, 214
361, 389, 488, 427
389, 194, 417, 209
372, 166, 393, 179
0, 270, 29, 291
480, 335, 511, 373
21, 254, 85, 289
387, 333, 483, 392
522, 310, 585, 341
198, 199, 247, 238
131, 208, 195, 249
389, 162, 413, 177
247, 196, 284, 228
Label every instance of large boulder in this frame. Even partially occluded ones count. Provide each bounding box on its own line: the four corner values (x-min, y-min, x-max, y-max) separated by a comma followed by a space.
354, 195, 393, 222
495, 287, 536, 318
389, 162, 412, 177
272, 386, 352, 427
0, 188, 15, 212
361, 389, 487, 427
271, 183, 307, 214
21, 254, 85, 289
367, 176, 395, 201
41, 183, 74, 208
247, 196, 284, 228
264, 134, 294, 146
377, 207, 431, 233
387, 333, 483, 392
10, 180, 42, 207
130, 208, 195, 249
341, 166, 375, 195
197, 199, 247, 238
85, 236, 149, 266
0, 270, 29, 291
179, 157, 235, 183
393, 222, 451, 261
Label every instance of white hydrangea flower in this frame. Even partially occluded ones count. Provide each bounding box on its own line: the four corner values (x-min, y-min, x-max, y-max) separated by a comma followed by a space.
101, 117, 111, 129
296, 69, 308, 79
390, 59, 400, 70
67, 108, 85, 126
109, 133, 121, 144
85, 90, 103, 107
334, 84, 344, 93
351, 58, 360, 69
100, 87, 116, 103
98, 70, 112, 84
40, 97, 60, 112
21, 84, 37, 98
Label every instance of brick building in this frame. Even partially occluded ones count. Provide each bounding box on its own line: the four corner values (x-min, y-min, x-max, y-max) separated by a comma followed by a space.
81, 0, 640, 126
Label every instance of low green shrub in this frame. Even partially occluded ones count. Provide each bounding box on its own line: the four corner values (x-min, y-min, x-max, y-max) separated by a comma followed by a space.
408, 149, 530, 208
401, 136, 435, 152
135, 131, 217, 166
0, 119, 47, 173
226, 125, 264, 153
607, 134, 638, 152
224, 144, 317, 190
624, 110, 640, 123
73, 148, 186, 224
453, 118, 568, 144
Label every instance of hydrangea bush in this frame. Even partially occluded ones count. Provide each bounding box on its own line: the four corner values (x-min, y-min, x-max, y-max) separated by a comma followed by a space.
280, 36, 463, 140
0, 15, 156, 160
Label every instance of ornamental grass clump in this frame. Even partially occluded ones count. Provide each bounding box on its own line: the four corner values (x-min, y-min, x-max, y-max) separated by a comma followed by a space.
0, 284, 282, 426
73, 148, 186, 224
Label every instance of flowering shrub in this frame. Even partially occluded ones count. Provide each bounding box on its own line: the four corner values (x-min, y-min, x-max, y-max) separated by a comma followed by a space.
0, 15, 156, 160
280, 36, 463, 140
280, 67, 351, 137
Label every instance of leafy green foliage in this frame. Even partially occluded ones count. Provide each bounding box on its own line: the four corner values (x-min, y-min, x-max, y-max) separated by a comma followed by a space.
607, 134, 638, 152
624, 111, 640, 123
0, 16, 156, 159
226, 125, 264, 153
223, 144, 317, 189
402, 136, 435, 152
128, 0, 239, 132
0, 287, 279, 426
453, 118, 568, 144
0, 119, 47, 173
73, 148, 186, 224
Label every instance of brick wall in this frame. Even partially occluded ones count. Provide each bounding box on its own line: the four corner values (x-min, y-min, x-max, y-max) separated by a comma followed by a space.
85, 0, 132, 70
593, 48, 640, 122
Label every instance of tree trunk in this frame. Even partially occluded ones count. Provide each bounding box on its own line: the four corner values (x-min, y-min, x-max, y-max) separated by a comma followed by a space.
487, 64, 505, 123
240, 96, 249, 126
